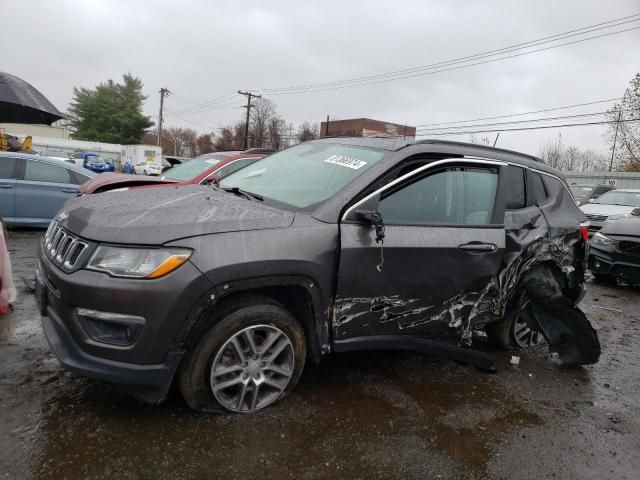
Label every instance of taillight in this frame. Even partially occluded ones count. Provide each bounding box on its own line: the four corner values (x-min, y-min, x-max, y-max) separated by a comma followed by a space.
580, 222, 589, 242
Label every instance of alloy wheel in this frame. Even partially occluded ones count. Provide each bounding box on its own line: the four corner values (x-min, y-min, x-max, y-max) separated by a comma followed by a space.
209, 324, 295, 413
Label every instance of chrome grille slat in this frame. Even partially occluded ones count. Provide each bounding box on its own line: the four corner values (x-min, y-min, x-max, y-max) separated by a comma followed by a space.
44, 221, 88, 271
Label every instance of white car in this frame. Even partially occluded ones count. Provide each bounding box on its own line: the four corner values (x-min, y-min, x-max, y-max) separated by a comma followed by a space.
580, 188, 640, 234
133, 162, 162, 176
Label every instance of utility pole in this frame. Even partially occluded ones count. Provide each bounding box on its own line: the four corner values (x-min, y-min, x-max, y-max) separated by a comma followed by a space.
325, 115, 330, 137
238, 90, 261, 149
609, 109, 623, 172
157, 88, 170, 146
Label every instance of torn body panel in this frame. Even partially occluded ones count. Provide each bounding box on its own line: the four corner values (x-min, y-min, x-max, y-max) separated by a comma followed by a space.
334, 173, 599, 366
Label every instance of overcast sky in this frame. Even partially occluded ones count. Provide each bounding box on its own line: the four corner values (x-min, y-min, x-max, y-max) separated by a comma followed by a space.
3, 0, 639, 156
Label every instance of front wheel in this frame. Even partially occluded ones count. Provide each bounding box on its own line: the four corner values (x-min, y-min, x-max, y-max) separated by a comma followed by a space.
179, 298, 306, 413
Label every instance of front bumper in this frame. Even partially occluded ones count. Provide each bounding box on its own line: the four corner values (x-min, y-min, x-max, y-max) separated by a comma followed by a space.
588, 243, 640, 283
41, 302, 183, 402
36, 240, 213, 402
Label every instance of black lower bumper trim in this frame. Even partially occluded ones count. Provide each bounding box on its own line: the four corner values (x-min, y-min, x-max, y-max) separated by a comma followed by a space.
41, 309, 184, 403
333, 335, 497, 373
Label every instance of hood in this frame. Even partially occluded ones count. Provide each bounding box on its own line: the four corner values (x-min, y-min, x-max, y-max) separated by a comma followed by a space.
79, 173, 178, 194
579, 203, 635, 216
601, 217, 640, 237
58, 185, 294, 245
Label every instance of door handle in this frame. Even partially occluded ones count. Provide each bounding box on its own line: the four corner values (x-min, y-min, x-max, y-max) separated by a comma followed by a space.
458, 242, 497, 253
0, 184, 14, 189
61, 188, 78, 193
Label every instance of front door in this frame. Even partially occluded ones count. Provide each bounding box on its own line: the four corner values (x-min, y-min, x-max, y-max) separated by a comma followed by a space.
334, 160, 506, 341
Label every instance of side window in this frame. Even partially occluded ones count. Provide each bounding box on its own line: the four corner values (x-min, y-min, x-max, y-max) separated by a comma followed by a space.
0, 157, 18, 179
503, 166, 526, 210
378, 166, 498, 225
69, 170, 92, 185
215, 158, 258, 179
24, 161, 72, 184
527, 170, 549, 205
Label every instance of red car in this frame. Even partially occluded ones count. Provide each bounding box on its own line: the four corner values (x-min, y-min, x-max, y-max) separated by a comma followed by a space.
79, 152, 267, 194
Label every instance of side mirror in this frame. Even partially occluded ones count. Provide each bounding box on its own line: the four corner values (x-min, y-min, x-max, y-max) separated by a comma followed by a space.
204, 174, 221, 186
631, 208, 640, 216
354, 209, 383, 225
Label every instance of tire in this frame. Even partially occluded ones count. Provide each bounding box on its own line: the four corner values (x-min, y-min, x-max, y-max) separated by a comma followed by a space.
486, 291, 545, 350
178, 296, 306, 413
143, 170, 148, 176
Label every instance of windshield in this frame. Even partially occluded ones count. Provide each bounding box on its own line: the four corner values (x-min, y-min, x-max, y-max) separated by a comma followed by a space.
570, 186, 593, 196
163, 158, 221, 181
220, 143, 386, 208
86, 154, 102, 164
594, 191, 640, 206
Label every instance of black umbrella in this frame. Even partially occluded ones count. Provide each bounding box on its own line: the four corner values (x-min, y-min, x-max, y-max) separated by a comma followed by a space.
0, 72, 64, 125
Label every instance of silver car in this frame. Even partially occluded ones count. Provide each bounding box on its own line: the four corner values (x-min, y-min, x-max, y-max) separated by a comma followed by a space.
0, 152, 95, 227
580, 188, 640, 234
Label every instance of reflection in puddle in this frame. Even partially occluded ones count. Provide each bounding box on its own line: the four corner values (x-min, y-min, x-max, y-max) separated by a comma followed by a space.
30, 351, 547, 479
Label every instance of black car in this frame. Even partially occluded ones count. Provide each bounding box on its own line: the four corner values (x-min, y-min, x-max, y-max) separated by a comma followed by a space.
36, 138, 600, 413
589, 210, 640, 283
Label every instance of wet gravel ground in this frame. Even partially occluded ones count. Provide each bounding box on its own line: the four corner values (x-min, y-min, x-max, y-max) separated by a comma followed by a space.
1, 229, 639, 480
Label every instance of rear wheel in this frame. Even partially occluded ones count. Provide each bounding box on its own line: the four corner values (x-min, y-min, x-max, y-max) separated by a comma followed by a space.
486, 292, 545, 349
179, 298, 306, 413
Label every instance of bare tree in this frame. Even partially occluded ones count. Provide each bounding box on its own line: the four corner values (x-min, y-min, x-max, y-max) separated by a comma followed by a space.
297, 121, 320, 143
267, 116, 286, 150
606, 72, 640, 171
214, 127, 235, 151
539, 134, 564, 169
250, 98, 276, 148
164, 127, 198, 157
196, 133, 215, 156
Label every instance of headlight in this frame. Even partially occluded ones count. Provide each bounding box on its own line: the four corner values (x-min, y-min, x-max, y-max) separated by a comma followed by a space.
591, 232, 618, 246
87, 246, 192, 278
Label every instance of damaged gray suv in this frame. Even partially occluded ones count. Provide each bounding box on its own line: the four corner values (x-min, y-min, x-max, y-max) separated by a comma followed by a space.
36, 138, 600, 413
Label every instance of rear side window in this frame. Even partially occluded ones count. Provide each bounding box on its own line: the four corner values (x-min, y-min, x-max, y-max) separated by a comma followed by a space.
24, 160, 72, 184
69, 170, 92, 185
0, 157, 18, 179
527, 171, 549, 205
502, 166, 526, 210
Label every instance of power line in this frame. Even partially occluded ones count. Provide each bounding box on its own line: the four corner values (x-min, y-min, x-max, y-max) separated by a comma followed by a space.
170, 91, 238, 115
260, 14, 640, 93
414, 98, 621, 128
165, 110, 220, 130
255, 17, 640, 94
415, 119, 640, 137
415, 110, 635, 134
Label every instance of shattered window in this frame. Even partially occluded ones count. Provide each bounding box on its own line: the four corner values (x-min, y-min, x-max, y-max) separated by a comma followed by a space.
378, 166, 498, 225
503, 166, 526, 209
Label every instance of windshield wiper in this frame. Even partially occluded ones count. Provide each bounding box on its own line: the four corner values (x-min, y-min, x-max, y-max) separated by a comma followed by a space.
220, 186, 263, 201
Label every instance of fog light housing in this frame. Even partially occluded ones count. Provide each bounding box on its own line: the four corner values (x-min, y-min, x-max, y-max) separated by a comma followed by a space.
76, 308, 145, 346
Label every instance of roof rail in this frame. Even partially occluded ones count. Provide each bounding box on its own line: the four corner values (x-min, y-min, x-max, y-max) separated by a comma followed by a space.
415, 139, 543, 163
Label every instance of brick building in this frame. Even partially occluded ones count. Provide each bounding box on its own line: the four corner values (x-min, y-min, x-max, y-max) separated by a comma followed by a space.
320, 118, 416, 138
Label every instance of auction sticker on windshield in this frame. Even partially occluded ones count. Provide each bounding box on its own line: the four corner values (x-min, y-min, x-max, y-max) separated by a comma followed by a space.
324, 154, 367, 170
